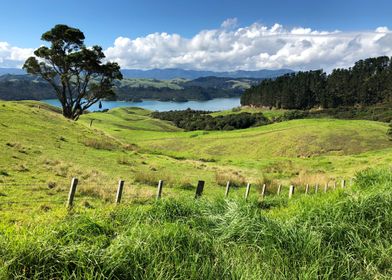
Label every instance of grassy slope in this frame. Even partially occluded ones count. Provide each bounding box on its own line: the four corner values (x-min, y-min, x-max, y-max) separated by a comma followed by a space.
117, 78, 186, 90
80, 107, 392, 182
0, 100, 391, 278
1, 169, 391, 279
1, 100, 390, 195
210, 106, 288, 119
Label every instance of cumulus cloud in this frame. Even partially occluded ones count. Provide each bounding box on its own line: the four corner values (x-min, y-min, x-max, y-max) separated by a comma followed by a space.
0, 42, 33, 68
2, 20, 392, 72
221, 18, 239, 29
104, 21, 392, 72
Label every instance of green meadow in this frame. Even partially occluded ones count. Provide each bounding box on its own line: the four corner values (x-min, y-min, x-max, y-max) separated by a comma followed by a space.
0, 100, 391, 279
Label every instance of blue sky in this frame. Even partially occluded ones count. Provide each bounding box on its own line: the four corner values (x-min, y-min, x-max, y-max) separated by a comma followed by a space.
1, 0, 392, 71
2, 0, 392, 47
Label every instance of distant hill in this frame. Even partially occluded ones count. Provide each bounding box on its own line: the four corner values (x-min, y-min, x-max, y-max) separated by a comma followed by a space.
0, 68, 26, 75
114, 76, 262, 101
0, 74, 263, 102
0, 74, 55, 100
120, 68, 294, 80
0, 67, 293, 80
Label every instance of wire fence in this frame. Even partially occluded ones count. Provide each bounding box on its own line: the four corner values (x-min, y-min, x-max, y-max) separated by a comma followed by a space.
0, 177, 354, 209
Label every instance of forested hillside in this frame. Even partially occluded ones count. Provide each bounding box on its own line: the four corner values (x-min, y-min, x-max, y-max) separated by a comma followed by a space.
0, 75, 259, 102
241, 56, 392, 109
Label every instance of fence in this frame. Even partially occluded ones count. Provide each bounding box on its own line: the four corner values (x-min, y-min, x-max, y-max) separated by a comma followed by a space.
64, 177, 352, 209
0, 177, 353, 209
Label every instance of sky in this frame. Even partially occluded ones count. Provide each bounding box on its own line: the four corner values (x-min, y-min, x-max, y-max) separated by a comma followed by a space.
1, 0, 392, 71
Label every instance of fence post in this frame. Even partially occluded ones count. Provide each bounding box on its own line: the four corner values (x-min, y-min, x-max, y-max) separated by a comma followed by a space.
89, 119, 94, 127
341, 179, 346, 189
67, 177, 78, 208
244, 183, 251, 201
261, 184, 266, 198
324, 182, 328, 193
277, 184, 282, 195
333, 182, 336, 190
195, 180, 205, 198
156, 180, 164, 200
305, 184, 309, 195
315, 184, 319, 194
288, 185, 295, 199
115, 180, 125, 204
225, 181, 230, 198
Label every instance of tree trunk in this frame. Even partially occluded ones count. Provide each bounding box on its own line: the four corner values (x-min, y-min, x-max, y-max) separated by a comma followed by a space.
62, 105, 75, 120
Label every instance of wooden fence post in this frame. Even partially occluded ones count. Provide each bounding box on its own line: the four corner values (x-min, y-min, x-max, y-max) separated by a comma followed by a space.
67, 177, 78, 208
195, 180, 205, 198
244, 183, 251, 200
225, 181, 230, 198
115, 180, 125, 204
305, 184, 309, 195
333, 182, 336, 190
288, 185, 295, 199
315, 184, 319, 194
156, 180, 164, 200
261, 184, 266, 198
89, 119, 94, 127
277, 184, 282, 195
341, 179, 346, 189
324, 182, 328, 193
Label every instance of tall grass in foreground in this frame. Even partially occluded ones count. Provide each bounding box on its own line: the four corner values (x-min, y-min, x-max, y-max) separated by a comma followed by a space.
0, 168, 391, 279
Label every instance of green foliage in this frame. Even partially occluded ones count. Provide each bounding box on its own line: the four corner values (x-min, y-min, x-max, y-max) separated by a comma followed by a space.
151, 109, 270, 131
242, 56, 392, 109
23, 24, 122, 120
276, 110, 309, 121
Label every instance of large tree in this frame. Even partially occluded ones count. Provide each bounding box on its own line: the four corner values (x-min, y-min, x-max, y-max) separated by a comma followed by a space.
23, 24, 122, 120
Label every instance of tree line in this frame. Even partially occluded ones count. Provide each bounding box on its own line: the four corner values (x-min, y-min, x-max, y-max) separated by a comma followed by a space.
241, 56, 392, 109
151, 109, 269, 131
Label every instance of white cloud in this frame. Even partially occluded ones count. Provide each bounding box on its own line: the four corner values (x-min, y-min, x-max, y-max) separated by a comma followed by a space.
2, 20, 392, 72
375, 26, 389, 33
0, 42, 33, 68
221, 18, 239, 29
104, 21, 392, 72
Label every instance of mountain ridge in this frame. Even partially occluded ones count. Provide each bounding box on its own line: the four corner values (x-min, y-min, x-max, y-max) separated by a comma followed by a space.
0, 67, 294, 80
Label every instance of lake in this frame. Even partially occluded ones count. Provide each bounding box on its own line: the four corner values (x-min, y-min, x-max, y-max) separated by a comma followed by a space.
42, 98, 241, 112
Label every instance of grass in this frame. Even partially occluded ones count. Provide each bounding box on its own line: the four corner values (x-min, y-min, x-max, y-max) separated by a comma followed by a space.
0, 100, 390, 202
0, 168, 391, 279
0, 100, 391, 278
117, 78, 187, 90
210, 105, 288, 119
80, 107, 391, 185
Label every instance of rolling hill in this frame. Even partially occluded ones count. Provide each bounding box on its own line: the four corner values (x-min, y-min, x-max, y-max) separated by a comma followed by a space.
0, 74, 261, 101
0, 100, 391, 278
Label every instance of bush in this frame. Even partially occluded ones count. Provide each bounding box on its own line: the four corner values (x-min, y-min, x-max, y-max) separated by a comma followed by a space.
152, 109, 270, 131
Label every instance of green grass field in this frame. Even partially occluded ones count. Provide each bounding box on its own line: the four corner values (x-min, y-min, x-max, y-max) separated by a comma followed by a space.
0, 100, 391, 279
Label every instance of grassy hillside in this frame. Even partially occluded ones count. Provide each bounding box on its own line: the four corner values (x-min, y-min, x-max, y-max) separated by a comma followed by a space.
0, 100, 391, 278
115, 78, 187, 90
1, 101, 390, 192
80, 107, 392, 181
1, 168, 391, 279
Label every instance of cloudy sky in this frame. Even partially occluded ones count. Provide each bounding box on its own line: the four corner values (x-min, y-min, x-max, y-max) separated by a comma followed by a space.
1, 0, 392, 72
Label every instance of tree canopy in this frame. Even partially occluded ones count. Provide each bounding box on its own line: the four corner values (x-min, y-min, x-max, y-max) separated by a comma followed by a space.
241, 56, 392, 109
23, 24, 122, 120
